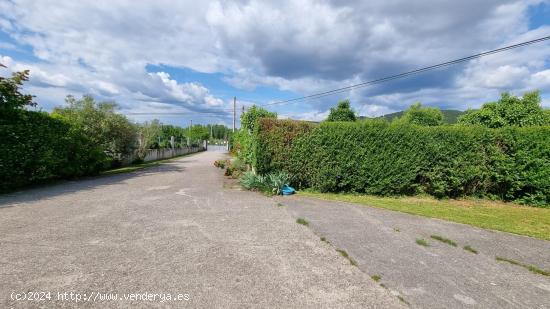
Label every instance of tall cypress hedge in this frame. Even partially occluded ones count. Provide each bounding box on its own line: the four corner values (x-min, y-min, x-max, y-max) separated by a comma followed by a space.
0, 109, 105, 192
253, 118, 550, 207
253, 119, 316, 174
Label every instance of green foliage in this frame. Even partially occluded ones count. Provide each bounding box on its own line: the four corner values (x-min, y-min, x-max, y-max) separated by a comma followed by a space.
232, 129, 254, 165
136, 120, 162, 159
458, 91, 550, 128
268, 171, 291, 195
0, 109, 105, 192
52, 95, 137, 160
377, 109, 464, 124
253, 118, 316, 174
238, 171, 291, 195
0, 68, 36, 110
239, 171, 265, 190
233, 105, 277, 166
253, 119, 550, 207
326, 100, 357, 122
186, 125, 210, 141
240, 105, 277, 133
207, 124, 232, 140
393, 102, 444, 126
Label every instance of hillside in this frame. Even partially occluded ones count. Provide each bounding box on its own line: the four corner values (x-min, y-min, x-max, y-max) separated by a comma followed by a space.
360, 109, 465, 124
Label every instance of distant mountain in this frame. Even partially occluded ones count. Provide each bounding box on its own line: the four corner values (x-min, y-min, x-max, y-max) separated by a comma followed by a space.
360, 109, 466, 124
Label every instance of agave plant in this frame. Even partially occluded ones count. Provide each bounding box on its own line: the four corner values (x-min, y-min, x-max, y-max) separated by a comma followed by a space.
268, 171, 291, 195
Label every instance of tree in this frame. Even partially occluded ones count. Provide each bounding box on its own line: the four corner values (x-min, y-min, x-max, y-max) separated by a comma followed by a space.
394, 102, 444, 126
240, 105, 277, 133
52, 95, 137, 158
0, 66, 36, 110
458, 90, 550, 128
326, 100, 357, 122
136, 120, 162, 159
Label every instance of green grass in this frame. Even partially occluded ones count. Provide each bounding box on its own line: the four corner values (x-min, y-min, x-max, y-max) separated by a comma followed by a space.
416, 238, 429, 247
320, 236, 330, 244
463, 245, 478, 254
299, 191, 550, 241
495, 256, 549, 276
397, 295, 410, 305
296, 218, 309, 226
336, 249, 358, 266
430, 235, 457, 247
371, 275, 381, 282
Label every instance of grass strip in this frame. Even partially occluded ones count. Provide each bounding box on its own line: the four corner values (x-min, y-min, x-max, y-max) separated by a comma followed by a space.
495, 256, 549, 276
430, 235, 457, 247
299, 191, 550, 241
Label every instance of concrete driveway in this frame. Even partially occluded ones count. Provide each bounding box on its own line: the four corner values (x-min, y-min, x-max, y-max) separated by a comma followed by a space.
279, 195, 550, 308
0, 151, 402, 308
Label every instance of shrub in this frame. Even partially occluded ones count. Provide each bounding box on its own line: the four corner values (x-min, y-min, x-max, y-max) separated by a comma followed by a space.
233, 106, 277, 167
0, 109, 105, 192
213, 160, 225, 169
393, 102, 444, 126
252, 118, 550, 207
239, 171, 291, 195
458, 91, 550, 128
326, 100, 356, 122
253, 118, 316, 174
268, 171, 291, 195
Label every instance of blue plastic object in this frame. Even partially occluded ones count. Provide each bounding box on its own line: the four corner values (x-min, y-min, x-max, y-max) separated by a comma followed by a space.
281, 185, 296, 195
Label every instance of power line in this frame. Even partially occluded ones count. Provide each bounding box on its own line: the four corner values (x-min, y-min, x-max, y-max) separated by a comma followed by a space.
126, 112, 230, 115
263, 36, 550, 106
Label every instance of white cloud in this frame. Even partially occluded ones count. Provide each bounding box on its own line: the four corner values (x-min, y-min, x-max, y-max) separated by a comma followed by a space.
0, 0, 549, 123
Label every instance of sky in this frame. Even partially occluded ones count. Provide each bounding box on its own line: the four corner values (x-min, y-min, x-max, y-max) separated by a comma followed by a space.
1, 0, 549, 126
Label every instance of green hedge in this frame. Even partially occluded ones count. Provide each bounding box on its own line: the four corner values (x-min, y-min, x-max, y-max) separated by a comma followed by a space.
253, 119, 550, 207
253, 119, 316, 174
0, 109, 105, 192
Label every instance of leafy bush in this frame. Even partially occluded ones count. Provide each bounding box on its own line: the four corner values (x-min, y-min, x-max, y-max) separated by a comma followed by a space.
52, 95, 137, 161
268, 171, 291, 195
326, 100, 357, 122
393, 102, 444, 126
0, 68, 35, 109
233, 105, 277, 167
213, 160, 225, 169
0, 109, 105, 192
253, 118, 316, 174
458, 91, 550, 128
239, 171, 291, 195
239, 171, 266, 190
252, 118, 550, 207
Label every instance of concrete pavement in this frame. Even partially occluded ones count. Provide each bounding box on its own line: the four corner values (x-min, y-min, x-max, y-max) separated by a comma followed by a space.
0, 151, 403, 308
279, 195, 550, 308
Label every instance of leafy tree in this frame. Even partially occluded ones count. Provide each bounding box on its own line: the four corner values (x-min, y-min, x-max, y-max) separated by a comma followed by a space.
0, 66, 36, 110
207, 124, 231, 140
394, 102, 444, 126
240, 105, 277, 133
136, 119, 162, 159
458, 91, 550, 128
326, 100, 357, 122
186, 125, 210, 141
52, 95, 137, 158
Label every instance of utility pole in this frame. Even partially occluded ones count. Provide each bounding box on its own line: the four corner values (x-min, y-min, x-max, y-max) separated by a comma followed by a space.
233, 96, 236, 133
188, 120, 192, 147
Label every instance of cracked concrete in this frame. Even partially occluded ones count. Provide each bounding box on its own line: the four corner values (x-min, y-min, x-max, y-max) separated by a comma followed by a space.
0, 151, 402, 308
278, 195, 550, 308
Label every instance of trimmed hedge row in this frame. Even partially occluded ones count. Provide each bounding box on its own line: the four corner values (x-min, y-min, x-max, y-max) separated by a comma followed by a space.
253, 118, 550, 207
253, 119, 316, 174
0, 110, 105, 192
